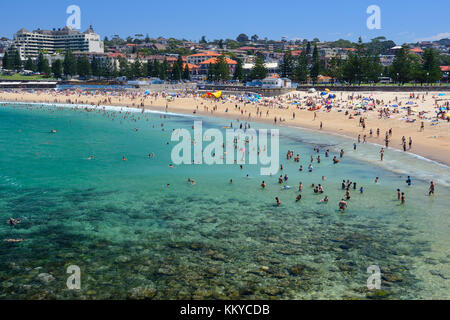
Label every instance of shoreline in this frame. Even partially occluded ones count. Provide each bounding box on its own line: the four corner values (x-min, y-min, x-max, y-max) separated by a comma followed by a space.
2, 99, 450, 171
1, 89, 449, 167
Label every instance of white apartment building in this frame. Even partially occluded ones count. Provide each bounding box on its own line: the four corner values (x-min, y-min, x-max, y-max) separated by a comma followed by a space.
13, 25, 104, 60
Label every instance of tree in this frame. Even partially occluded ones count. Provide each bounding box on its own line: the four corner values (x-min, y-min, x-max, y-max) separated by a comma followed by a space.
310, 44, 320, 83
37, 52, 50, 74
363, 55, 383, 83
325, 56, 343, 82
294, 51, 308, 83
118, 57, 129, 77
207, 63, 215, 81
306, 42, 311, 55
103, 59, 114, 78
233, 59, 244, 81
422, 48, 442, 83
214, 55, 230, 81
236, 33, 249, 43
146, 60, 153, 77
250, 53, 267, 80
63, 51, 77, 77
77, 56, 92, 78
342, 53, 359, 84
251, 34, 259, 42
24, 57, 35, 71
183, 64, 190, 80
160, 59, 169, 80
280, 51, 294, 78
390, 46, 411, 84
199, 36, 207, 44
152, 60, 160, 78
2, 51, 12, 70
51, 59, 63, 79
91, 57, 102, 78
132, 58, 144, 78
12, 50, 22, 70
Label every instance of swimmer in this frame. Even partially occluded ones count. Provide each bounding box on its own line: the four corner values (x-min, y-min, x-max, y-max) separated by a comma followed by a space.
299, 182, 303, 192
360, 187, 364, 194
397, 189, 401, 200
230, 179, 233, 184
88, 156, 94, 160
401, 192, 405, 205
333, 156, 340, 164
261, 181, 266, 189
4, 239, 25, 243
7, 218, 21, 226
429, 181, 435, 196
50, 129, 57, 133
406, 176, 412, 186
122, 156, 128, 161
275, 197, 281, 206
296, 194, 302, 202
320, 196, 329, 203
169, 164, 174, 168
339, 199, 347, 211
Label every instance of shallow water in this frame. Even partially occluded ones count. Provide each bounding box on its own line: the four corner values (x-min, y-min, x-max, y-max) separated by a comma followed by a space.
0, 103, 449, 300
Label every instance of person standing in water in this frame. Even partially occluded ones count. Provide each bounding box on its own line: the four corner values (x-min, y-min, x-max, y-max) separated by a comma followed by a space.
275, 197, 281, 206
429, 181, 435, 196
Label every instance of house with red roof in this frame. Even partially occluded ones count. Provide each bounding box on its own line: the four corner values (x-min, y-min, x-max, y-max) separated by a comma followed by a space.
410, 48, 424, 55
441, 66, 449, 82
199, 57, 238, 77
186, 51, 221, 65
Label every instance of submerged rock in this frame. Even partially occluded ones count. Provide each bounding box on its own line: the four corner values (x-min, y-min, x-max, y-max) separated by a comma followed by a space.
128, 286, 157, 300
288, 264, 306, 276
37, 273, 55, 284
115, 256, 131, 263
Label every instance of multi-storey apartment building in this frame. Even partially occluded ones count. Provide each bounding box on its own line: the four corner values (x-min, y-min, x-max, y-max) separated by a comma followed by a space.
12, 25, 104, 60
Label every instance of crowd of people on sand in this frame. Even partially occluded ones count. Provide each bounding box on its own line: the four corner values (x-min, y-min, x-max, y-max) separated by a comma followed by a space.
1, 88, 444, 242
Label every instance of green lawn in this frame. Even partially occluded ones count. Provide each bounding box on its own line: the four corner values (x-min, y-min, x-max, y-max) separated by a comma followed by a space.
0, 74, 56, 81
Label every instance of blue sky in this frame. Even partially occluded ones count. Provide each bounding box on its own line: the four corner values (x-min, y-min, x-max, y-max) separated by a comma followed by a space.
1, 0, 449, 44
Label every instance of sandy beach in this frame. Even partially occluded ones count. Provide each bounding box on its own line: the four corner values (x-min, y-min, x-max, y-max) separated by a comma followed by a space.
1, 88, 449, 166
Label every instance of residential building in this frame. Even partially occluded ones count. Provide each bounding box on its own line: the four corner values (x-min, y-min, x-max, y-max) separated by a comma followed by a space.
199, 57, 237, 76
186, 51, 220, 65
12, 25, 104, 60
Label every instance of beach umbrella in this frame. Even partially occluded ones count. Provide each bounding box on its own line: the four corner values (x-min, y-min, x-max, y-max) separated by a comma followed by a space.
325, 88, 330, 92
438, 93, 445, 96
446, 113, 450, 118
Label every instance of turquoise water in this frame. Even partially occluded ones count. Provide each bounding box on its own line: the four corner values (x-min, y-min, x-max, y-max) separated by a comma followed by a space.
0, 102, 449, 300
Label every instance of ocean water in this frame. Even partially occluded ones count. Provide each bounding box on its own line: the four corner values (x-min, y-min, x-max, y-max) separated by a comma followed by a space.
0, 102, 449, 300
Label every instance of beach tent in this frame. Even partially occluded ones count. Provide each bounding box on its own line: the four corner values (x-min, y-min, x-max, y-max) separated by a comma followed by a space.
438, 93, 445, 96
